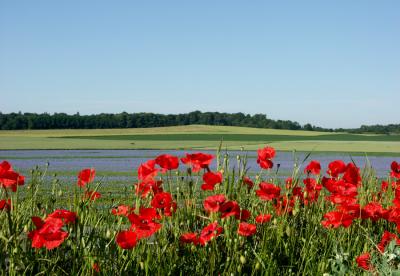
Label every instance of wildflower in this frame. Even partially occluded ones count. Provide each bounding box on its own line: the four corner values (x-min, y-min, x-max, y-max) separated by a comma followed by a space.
256, 146, 275, 169
135, 179, 163, 198
242, 176, 254, 189
256, 182, 281, 201
391, 161, 400, 179
201, 171, 223, 191
138, 160, 158, 181
203, 194, 226, 213
199, 222, 223, 245
92, 263, 100, 273
85, 190, 101, 201
112, 205, 134, 217
377, 231, 400, 253
219, 201, 240, 219
0, 199, 11, 211
0, 161, 25, 192
327, 160, 346, 177
304, 160, 321, 175
151, 192, 172, 209
116, 230, 138, 249
356, 252, 372, 271
238, 222, 257, 237
155, 154, 179, 171
77, 168, 96, 187
361, 202, 384, 222
47, 209, 77, 224
321, 211, 354, 228
128, 207, 161, 238
180, 233, 198, 244
28, 217, 69, 250
255, 214, 272, 224
235, 209, 251, 221
181, 153, 214, 173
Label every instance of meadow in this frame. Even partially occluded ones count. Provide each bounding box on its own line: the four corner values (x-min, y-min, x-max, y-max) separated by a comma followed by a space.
1, 146, 400, 275
0, 125, 399, 153
1, 125, 400, 275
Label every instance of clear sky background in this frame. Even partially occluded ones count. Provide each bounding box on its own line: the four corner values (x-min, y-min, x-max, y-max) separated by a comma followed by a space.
0, 1, 399, 128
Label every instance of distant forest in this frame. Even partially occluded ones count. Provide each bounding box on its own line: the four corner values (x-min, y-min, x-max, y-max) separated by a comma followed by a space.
0, 111, 398, 134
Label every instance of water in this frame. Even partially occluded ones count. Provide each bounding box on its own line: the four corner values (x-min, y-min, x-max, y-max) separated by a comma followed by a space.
0, 150, 397, 179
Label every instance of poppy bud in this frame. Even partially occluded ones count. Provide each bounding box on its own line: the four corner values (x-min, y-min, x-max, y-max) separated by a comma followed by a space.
240, 256, 246, 264
286, 226, 291, 236
140, 262, 144, 270
58, 190, 63, 197
106, 230, 111, 239
237, 265, 242, 273
255, 262, 261, 270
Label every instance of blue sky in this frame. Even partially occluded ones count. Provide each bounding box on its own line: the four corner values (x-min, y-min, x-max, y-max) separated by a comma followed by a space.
0, 1, 399, 128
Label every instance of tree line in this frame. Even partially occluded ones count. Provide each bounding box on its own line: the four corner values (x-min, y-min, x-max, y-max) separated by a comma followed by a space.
0, 111, 397, 134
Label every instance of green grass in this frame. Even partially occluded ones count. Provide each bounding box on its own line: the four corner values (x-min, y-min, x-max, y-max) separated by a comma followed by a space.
0, 125, 399, 153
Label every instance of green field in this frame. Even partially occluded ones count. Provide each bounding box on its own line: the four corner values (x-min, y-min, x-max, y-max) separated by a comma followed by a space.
0, 125, 399, 153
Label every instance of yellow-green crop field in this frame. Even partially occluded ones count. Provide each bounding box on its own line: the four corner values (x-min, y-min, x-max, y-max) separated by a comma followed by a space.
0, 125, 399, 154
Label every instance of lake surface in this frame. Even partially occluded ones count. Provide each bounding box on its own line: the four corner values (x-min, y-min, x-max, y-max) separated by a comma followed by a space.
0, 150, 398, 179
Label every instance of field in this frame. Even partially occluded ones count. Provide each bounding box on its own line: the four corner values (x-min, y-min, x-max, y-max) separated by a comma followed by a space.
1, 147, 400, 274
0, 125, 399, 154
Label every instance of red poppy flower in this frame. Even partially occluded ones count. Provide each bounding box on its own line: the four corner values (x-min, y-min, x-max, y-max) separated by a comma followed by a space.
336, 203, 361, 217
201, 171, 223, 191
303, 178, 322, 191
0, 160, 12, 173
112, 205, 134, 216
256, 182, 281, 201
180, 232, 198, 244
85, 190, 101, 201
116, 230, 138, 249
391, 161, 400, 179
138, 160, 158, 181
219, 200, 240, 219
181, 153, 214, 173
238, 222, 257, 237
199, 222, 223, 246
0, 199, 11, 211
0, 161, 25, 192
256, 146, 275, 169
235, 209, 251, 221
92, 263, 100, 273
304, 160, 321, 175
135, 179, 163, 198
327, 160, 346, 177
128, 207, 162, 239
242, 177, 254, 189
377, 231, 400, 253
77, 168, 96, 187
321, 211, 354, 228
203, 194, 226, 213
155, 154, 179, 171
361, 202, 384, 222
47, 209, 77, 224
28, 217, 69, 250
356, 252, 372, 271
151, 192, 172, 209
255, 214, 271, 224
343, 163, 361, 185
163, 201, 177, 217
